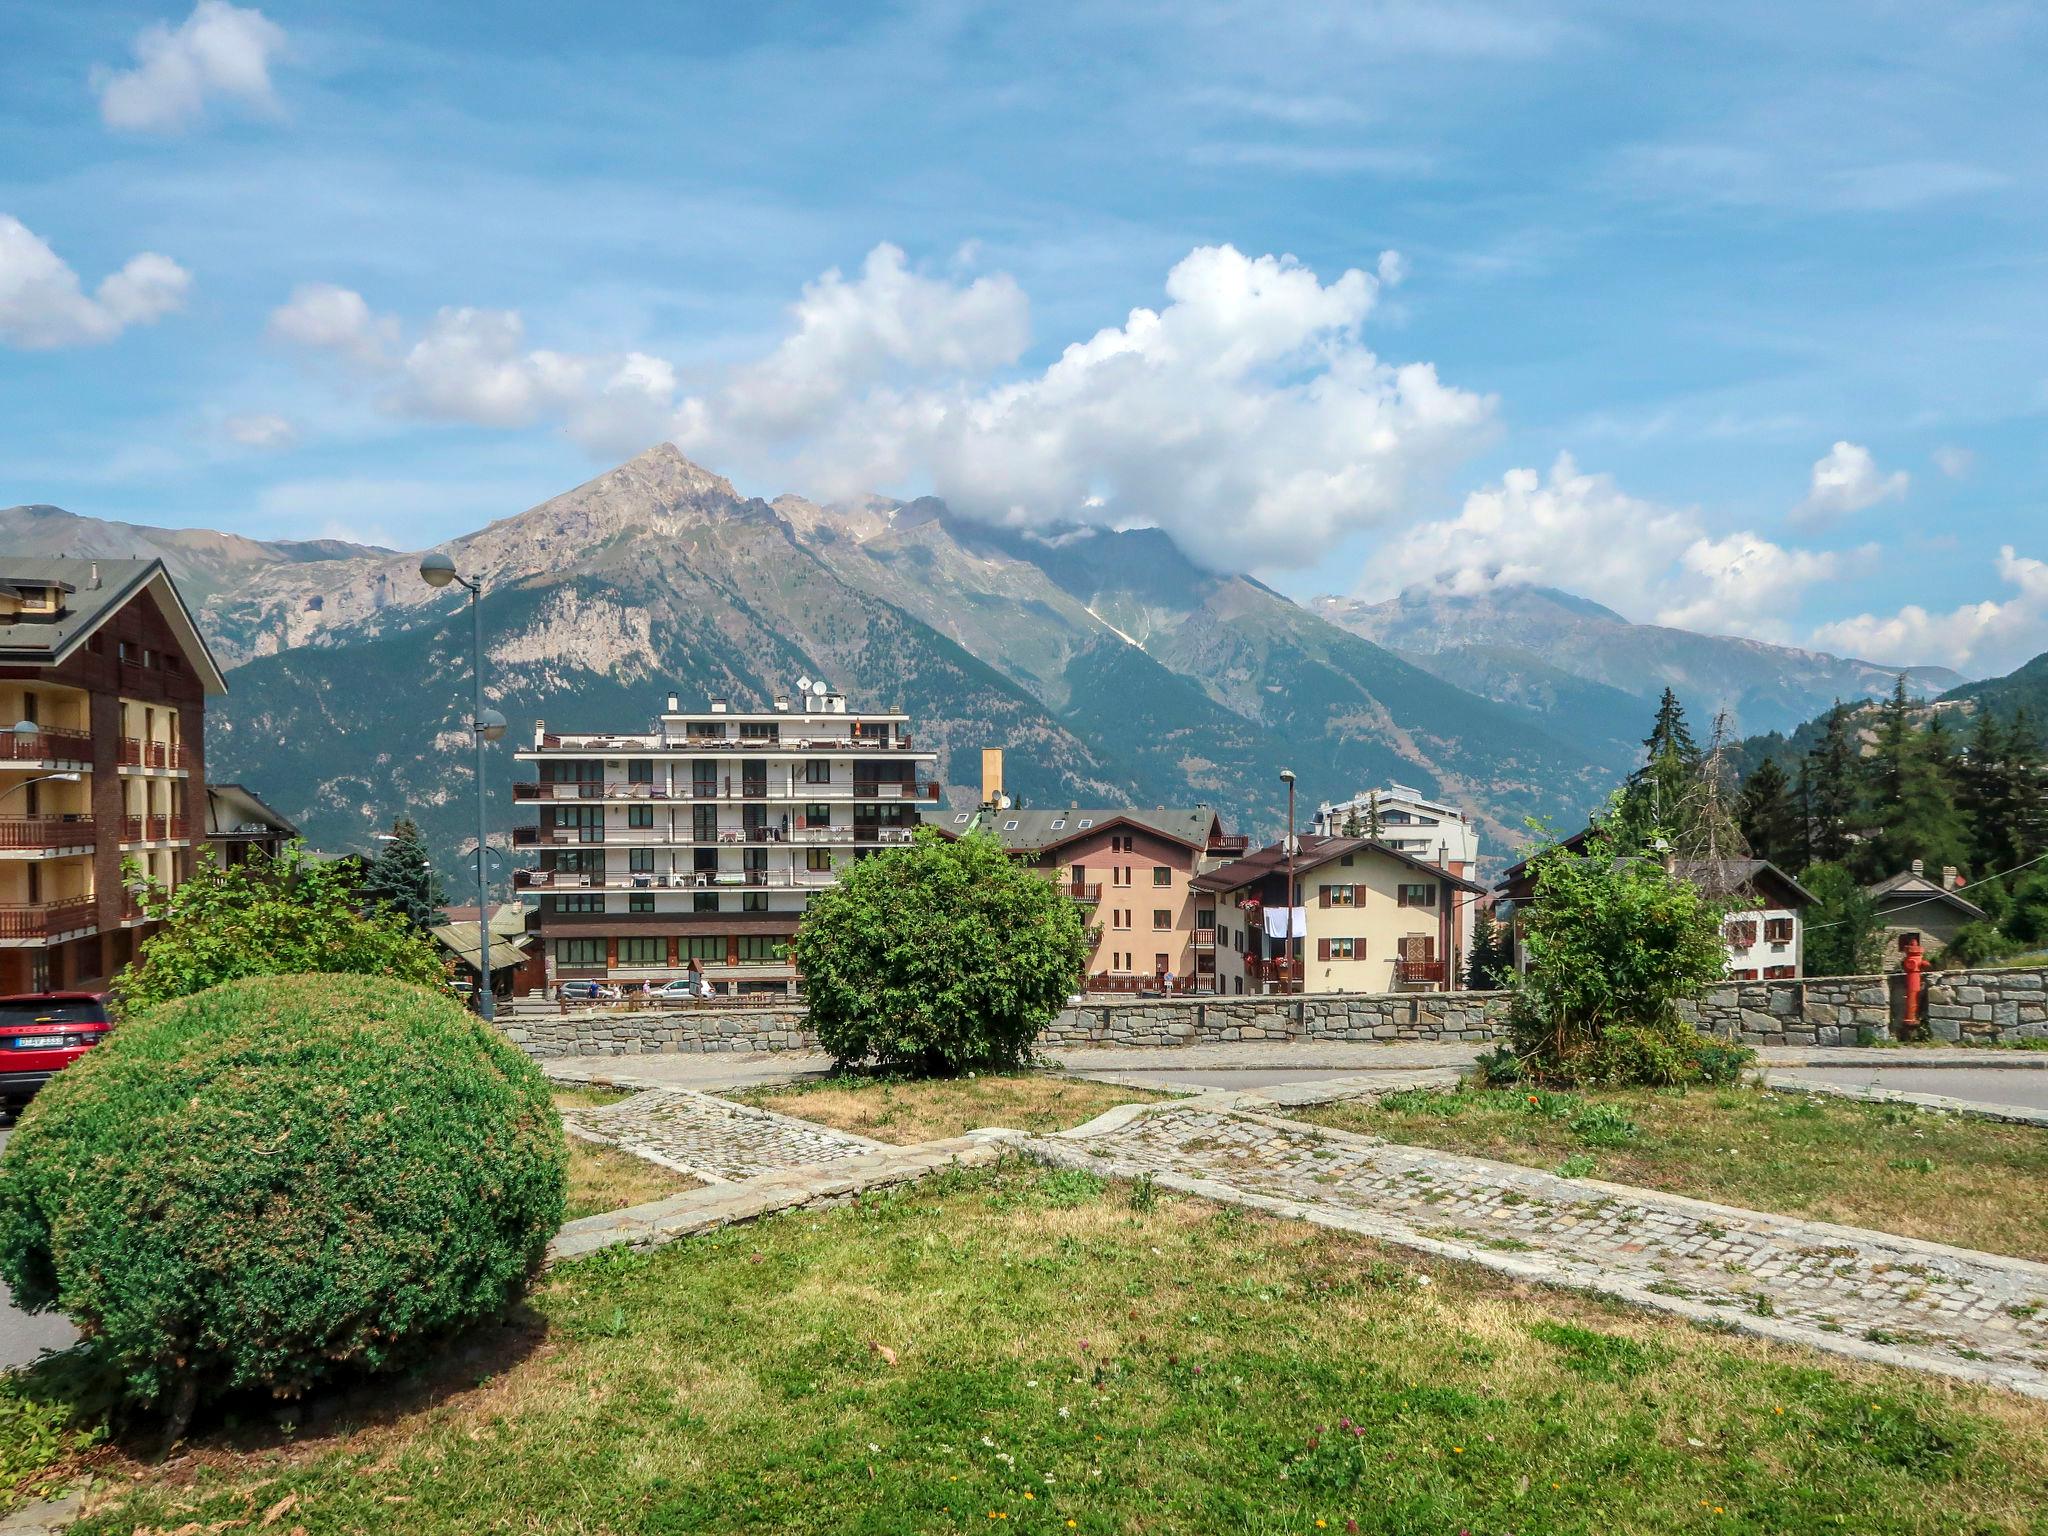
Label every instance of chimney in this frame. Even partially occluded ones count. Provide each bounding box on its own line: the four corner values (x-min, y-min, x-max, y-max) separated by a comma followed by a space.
981, 748, 1004, 810
88, 562, 100, 590
666, 692, 680, 713
1911, 857, 1924, 878
1943, 865, 1959, 890
710, 698, 728, 714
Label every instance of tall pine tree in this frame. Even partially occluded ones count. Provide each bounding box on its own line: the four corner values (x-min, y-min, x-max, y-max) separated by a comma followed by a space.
1736, 757, 1802, 868
1957, 706, 2008, 872
1798, 702, 1862, 867
1860, 677, 1969, 880
360, 815, 447, 934
1620, 688, 1701, 842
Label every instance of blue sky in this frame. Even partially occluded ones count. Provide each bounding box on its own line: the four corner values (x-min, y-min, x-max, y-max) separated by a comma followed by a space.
2, 1, 2044, 674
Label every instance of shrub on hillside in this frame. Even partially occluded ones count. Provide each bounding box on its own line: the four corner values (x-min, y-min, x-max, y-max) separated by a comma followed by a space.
792, 829, 1091, 1074
0, 975, 565, 1432
113, 843, 450, 1016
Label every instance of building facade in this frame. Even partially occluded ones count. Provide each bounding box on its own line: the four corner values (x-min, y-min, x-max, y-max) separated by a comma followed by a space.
512, 686, 941, 995
1311, 784, 1481, 875
964, 805, 1246, 991
1866, 862, 1985, 960
0, 558, 226, 993
204, 782, 299, 867
1197, 835, 1485, 995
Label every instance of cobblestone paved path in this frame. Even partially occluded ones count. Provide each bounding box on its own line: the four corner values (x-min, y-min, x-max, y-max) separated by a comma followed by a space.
563, 1088, 885, 1182
1049, 1102, 2048, 1398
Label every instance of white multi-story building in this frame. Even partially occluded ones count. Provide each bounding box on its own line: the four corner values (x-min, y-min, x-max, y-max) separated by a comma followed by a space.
512, 684, 941, 996
1311, 784, 1480, 877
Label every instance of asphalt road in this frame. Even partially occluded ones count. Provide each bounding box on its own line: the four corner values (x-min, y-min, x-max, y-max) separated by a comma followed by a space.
0, 1127, 77, 1371
1776, 1065, 2048, 1113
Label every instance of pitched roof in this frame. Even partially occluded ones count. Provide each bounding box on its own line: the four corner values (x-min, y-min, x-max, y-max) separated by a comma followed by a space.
979, 805, 1224, 856
0, 556, 227, 693
1670, 857, 1815, 909
428, 924, 531, 972
1865, 870, 1988, 921
1194, 834, 1487, 896
205, 782, 299, 839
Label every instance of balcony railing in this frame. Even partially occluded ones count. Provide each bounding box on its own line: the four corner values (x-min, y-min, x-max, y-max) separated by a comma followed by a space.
0, 727, 91, 764
513, 824, 912, 849
1068, 882, 1102, 901
1394, 958, 1447, 986
534, 732, 924, 753
517, 868, 837, 891
1246, 958, 1297, 985
0, 815, 94, 849
512, 779, 942, 803
1193, 925, 1216, 946
1208, 835, 1250, 854
0, 896, 97, 940
119, 738, 187, 770
120, 813, 192, 843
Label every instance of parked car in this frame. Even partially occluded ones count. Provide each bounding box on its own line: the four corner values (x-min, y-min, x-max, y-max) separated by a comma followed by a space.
557, 980, 620, 1003
0, 992, 112, 1109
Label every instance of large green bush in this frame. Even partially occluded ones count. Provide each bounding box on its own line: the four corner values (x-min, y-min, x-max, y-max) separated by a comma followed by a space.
792, 829, 1091, 1074
0, 975, 565, 1424
1507, 822, 1741, 1086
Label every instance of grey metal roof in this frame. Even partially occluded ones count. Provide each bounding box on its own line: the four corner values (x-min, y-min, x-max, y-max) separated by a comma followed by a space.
1865, 870, 1988, 921
981, 805, 1224, 855
205, 782, 300, 839
0, 556, 227, 691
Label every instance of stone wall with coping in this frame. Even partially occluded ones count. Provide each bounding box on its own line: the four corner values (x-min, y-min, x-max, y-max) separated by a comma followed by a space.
498, 966, 2048, 1059
499, 1006, 816, 1058
1040, 992, 1510, 1048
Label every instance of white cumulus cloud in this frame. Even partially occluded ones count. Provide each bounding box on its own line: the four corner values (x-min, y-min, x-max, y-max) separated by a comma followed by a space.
678, 242, 1494, 568
1793, 440, 1909, 526
1362, 454, 1861, 643
0, 215, 191, 348
221, 411, 296, 449
93, 1, 287, 133
269, 284, 676, 455
1812, 546, 2048, 672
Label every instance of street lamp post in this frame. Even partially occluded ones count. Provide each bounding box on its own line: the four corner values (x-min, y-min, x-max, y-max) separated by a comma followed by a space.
1279, 767, 1297, 996
418, 554, 507, 1021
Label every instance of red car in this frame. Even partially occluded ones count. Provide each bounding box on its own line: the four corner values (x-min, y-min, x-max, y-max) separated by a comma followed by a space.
0, 992, 112, 1109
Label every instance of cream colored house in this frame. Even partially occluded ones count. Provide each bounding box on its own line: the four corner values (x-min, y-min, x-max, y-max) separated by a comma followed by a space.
1195, 834, 1486, 995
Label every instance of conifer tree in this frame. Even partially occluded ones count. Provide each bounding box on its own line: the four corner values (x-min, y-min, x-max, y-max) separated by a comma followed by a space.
360, 816, 447, 934
1736, 757, 1801, 868
1957, 707, 2008, 871
1798, 702, 1861, 866
1860, 678, 1968, 880
1622, 688, 1700, 837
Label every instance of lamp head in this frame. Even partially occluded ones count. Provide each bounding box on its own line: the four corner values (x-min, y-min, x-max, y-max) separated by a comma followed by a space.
1278, 768, 1296, 785
50, 771, 80, 783
418, 551, 458, 589
11, 720, 37, 737
475, 707, 508, 743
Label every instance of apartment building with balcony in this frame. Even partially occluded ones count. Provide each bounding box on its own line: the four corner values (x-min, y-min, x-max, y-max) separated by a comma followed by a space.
1311, 783, 1480, 877
512, 685, 943, 994
0, 558, 226, 992
1195, 835, 1486, 996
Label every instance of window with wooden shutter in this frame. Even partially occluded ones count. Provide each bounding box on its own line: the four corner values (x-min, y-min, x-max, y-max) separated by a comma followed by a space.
1317, 937, 1332, 961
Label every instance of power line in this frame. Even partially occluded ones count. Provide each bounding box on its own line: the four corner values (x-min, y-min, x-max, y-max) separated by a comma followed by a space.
1805, 849, 2048, 930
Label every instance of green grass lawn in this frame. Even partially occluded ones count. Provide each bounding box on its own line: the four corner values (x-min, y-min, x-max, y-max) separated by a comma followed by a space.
21, 1162, 2048, 1533
738, 1071, 1165, 1144
1297, 1085, 2048, 1261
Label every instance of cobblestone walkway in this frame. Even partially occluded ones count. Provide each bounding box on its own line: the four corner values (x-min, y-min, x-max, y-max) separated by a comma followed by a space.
1048, 1102, 2048, 1398
563, 1089, 884, 1183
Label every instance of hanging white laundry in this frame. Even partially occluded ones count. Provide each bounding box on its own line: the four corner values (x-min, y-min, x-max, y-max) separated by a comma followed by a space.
1263, 905, 1306, 942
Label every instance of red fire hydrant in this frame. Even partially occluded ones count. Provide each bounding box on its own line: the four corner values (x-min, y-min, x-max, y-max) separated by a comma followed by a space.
1899, 934, 1929, 1034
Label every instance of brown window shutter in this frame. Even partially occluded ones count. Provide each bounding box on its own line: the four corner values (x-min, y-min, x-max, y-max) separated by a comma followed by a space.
1397, 886, 1409, 907
1317, 937, 1331, 961
1357, 938, 1366, 959
1319, 886, 1331, 909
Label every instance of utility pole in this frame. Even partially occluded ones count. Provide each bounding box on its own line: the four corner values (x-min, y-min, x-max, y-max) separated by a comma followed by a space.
1280, 768, 1298, 995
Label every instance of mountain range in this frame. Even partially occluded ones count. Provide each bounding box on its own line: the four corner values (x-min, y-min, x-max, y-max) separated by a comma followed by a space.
0, 444, 1974, 873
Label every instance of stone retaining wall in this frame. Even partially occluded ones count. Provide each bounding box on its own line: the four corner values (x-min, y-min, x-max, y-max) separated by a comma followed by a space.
1040, 992, 1509, 1048
499, 966, 2048, 1058
499, 1006, 815, 1058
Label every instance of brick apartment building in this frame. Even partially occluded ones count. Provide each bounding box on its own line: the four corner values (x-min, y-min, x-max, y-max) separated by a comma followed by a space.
512, 685, 942, 995
0, 558, 227, 992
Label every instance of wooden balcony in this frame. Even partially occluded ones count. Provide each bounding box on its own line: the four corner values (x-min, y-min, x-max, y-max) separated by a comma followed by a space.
516, 868, 836, 892
512, 779, 942, 803
513, 823, 912, 849
1246, 958, 1297, 985
1068, 882, 1102, 901
1394, 958, 1446, 987
0, 814, 94, 849
118, 737, 187, 770
0, 727, 91, 764
120, 813, 191, 843
1193, 925, 1216, 945
1208, 834, 1250, 854
0, 896, 97, 940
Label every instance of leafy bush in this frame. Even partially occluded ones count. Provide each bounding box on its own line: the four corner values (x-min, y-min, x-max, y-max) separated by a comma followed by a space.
114, 843, 449, 1015
1588, 1023, 1752, 1088
1507, 821, 1735, 1086
0, 975, 565, 1427
1474, 1045, 1523, 1087
1937, 921, 2017, 969
793, 829, 1091, 1075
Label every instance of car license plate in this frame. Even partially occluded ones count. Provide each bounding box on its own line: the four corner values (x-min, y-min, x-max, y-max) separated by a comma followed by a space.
10, 1036, 55, 1049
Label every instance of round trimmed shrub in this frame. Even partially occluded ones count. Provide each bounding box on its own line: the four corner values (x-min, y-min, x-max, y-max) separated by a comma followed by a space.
0, 974, 566, 1417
